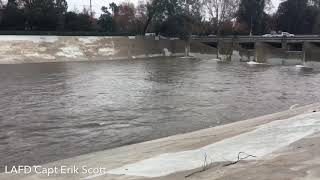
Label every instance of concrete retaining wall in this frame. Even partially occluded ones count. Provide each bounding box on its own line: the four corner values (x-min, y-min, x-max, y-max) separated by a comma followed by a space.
255, 42, 303, 65
305, 42, 320, 62
0, 36, 191, 64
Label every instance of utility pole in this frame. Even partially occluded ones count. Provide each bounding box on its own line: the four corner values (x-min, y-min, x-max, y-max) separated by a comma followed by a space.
250, 16, 253, 36
90, 0, 93, 19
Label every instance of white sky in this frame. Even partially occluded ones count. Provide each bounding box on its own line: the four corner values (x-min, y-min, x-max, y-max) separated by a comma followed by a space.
271, 0, 281, 13
66, 0, 281, 17
67, 0, 140, 16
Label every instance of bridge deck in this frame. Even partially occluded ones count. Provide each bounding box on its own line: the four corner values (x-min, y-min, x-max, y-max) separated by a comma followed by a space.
193, 36, 320, 43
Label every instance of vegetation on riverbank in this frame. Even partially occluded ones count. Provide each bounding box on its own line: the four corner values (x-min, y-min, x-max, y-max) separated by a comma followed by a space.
1, 0, 320, 36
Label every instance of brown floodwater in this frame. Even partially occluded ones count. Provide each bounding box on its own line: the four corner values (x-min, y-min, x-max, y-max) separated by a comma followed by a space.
0, 57, 319, 169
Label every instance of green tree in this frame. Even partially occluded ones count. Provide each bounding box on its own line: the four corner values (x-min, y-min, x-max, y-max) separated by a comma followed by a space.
64, 8, 94, 31
144, 0, 204, 37
98, 6, 114, 32
237, 0, 268, 35
113, 2, 136, 33
143, 0, 182, 34
109, 2, 119, 15
276, 0, 318, 34
23, 0, 68, 30
159, 14, 192, 38
55, 0, 68, 30
1, 0, 25, 30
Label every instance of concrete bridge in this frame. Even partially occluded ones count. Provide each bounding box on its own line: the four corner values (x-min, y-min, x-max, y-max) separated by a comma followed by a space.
190, 35, 320, 64
192, 35, 320, 43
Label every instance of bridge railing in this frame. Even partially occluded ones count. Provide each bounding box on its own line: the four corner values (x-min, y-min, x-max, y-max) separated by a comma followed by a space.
191, 35, 320, 42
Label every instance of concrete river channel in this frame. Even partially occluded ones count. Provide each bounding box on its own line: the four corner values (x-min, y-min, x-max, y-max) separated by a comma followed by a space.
1, 57, 320, 169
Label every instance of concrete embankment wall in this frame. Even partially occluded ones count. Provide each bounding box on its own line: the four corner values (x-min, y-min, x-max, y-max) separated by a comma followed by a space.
305, 42, 320, 62
0, 36, 202, 64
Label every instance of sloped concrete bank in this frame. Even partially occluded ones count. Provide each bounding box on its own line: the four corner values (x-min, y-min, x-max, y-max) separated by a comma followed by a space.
0, 36, 216, 64
2, 103, 320, 180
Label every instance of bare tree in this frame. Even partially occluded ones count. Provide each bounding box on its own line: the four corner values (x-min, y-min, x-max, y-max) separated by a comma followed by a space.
202, 0, 240, 34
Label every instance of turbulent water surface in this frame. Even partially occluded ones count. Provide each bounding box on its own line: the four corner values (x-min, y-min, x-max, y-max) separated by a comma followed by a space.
1, 57, 320, 168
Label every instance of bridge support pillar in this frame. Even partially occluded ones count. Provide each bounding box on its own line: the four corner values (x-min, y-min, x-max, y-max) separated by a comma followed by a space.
281, 40, 288, 50
302, 43, 306, 65
237, 42, 255, 62
255, 42, 267, 63
190, 41, 219, 58
218, 41, 233, 61
304, 42, 320, 62
255, 42, 287, 64
185, 39, 191, 57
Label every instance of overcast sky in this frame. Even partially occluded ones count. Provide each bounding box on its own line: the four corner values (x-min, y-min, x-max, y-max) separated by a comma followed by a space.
271, 0, 281, 12
66, 0, 281, 17
67, 0, 140, 16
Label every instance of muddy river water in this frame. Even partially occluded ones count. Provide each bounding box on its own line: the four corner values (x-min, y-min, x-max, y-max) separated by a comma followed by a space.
1, 57, 319, 168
